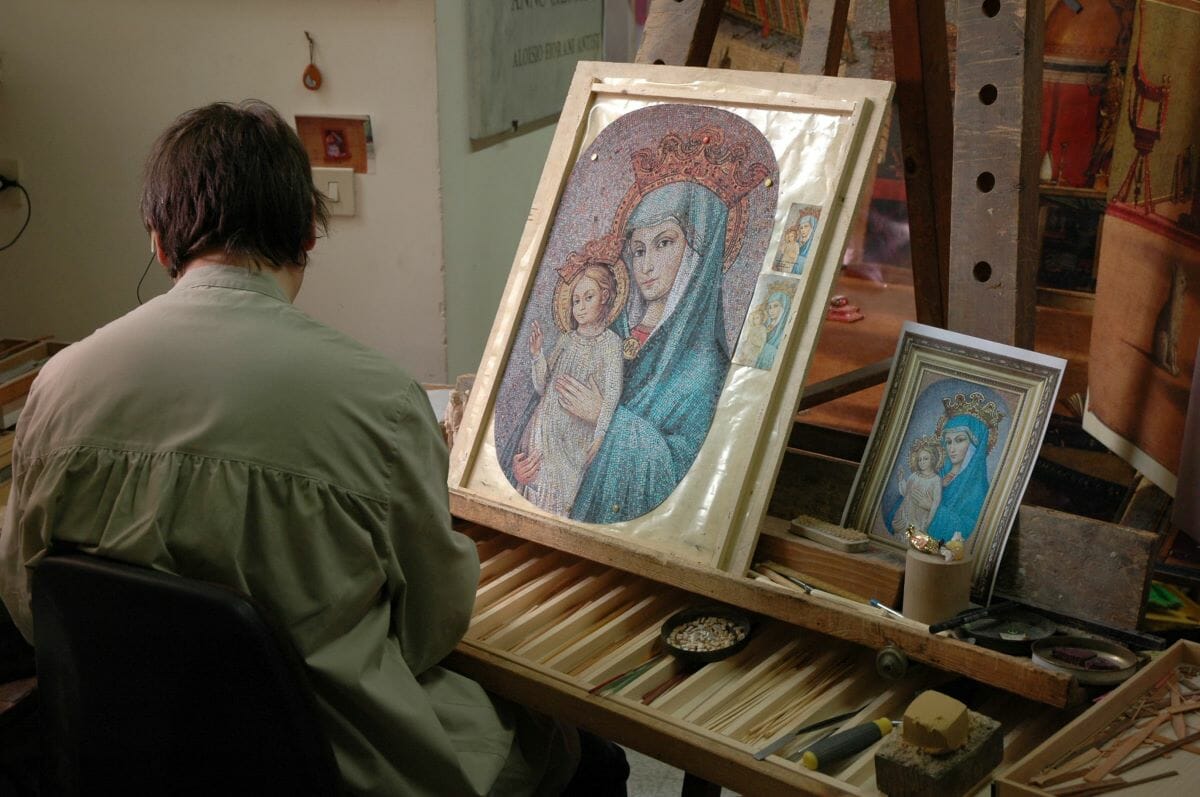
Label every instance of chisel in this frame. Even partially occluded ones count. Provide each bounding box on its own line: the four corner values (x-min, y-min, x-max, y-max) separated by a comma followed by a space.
798, 718, 896, 771
751, 705, 868, 761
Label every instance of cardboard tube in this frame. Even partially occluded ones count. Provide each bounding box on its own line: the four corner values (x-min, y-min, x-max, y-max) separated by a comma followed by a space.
902, 549, 972, 625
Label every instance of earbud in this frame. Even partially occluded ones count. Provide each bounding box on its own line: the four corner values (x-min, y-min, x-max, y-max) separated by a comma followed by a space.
150, 234, 157, 255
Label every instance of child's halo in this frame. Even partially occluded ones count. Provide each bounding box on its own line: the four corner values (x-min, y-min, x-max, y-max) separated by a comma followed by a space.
906, 434, 944, 473
551, 235, 630, 334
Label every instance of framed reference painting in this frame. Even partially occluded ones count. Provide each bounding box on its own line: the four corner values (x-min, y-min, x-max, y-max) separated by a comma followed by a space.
449, 61, 892, 573
842, 322, 1066, 602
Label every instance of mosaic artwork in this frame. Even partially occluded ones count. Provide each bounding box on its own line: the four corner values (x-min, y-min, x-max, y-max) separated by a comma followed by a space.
493, 104, 779, 523
732, 275, 800, 371
875, 378, 1016, 545
770, 203, 822, 275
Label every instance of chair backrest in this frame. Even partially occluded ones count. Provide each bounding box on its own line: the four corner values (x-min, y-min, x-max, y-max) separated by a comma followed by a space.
32, 553, 341, 796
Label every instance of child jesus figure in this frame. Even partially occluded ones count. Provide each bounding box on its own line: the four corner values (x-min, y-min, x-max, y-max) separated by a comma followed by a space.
521, 251, 625, 516
892, 436, 943, 534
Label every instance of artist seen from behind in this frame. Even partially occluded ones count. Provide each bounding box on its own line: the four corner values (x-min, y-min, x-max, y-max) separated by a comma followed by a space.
0, 101, 628, 796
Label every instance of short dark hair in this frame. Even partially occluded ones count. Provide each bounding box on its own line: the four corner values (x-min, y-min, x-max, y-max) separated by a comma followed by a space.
141, 100, 329, 278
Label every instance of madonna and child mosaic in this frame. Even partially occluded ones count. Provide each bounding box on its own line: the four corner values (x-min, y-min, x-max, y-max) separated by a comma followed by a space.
493, 104, 780, 524
875, 379, 1015, 547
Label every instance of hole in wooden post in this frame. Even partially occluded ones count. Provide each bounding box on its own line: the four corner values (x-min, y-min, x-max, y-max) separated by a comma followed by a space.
653, 59, 665, 65
976, 172, 996, 192
979, 84, 998, 105
982, 0, 1001, 18
973, 261, 992, 282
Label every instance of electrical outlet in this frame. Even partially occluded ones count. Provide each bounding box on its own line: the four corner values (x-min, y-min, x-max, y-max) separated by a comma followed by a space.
0, 158, 18, 185
312, 167, 355, 217
0, 158, 20, 209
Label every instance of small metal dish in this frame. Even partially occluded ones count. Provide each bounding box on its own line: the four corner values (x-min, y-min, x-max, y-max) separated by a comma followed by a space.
660, 605, 752, 666
960, 610, 1056, 656
1031, 636, 1140, 686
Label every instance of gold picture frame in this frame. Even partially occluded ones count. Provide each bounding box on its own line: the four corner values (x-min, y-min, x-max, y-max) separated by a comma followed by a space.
449, 61, 892, 574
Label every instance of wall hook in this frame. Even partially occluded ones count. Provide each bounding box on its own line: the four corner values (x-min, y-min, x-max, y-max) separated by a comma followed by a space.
303, 31, 322, 91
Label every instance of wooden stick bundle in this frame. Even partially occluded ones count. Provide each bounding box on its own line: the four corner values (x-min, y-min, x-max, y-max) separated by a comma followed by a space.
1028, 662, 1200, 793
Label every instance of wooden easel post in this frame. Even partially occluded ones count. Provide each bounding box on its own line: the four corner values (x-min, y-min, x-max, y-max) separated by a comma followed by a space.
635, 0, 726, 66
796, 0, 851, 77
888, 0, 954, 329
947, 0, 1045, 347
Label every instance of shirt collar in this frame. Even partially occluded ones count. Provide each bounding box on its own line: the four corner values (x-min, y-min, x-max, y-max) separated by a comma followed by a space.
170, 263, 291, 303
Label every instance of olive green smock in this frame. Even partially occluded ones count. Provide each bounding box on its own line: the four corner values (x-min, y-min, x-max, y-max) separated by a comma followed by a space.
0, 264, 575, 796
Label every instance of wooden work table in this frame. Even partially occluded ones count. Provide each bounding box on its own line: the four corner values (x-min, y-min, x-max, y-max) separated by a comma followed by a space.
449, 492, 1076, 795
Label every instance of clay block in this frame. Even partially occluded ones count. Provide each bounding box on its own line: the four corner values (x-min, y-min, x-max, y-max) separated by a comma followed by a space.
902, 690, 969, 753
876, 711, 1002, 797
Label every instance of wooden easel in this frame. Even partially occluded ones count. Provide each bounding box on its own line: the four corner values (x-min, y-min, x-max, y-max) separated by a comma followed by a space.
632, 0, 1159, 616
637, 0, 1043, 349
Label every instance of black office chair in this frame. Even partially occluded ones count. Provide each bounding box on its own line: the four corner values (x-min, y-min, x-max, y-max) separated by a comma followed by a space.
32, 552, 342, 796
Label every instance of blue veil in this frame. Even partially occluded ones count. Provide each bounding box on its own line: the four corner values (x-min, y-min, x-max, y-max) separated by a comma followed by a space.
926, 413, 991, 541
790, 215, 818, 275
797, 215, 817, 257
754, 290, 791, 370
571, 181, 732, 523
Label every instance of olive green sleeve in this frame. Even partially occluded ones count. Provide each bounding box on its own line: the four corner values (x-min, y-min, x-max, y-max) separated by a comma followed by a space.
385, 379, 480, 676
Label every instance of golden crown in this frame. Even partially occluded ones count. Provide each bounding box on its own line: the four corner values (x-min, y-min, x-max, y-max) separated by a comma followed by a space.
629, 125, 771, 208
555, 235, 625, 284
551, 235, 630, 334
764, 278, 799, 300
907, 435, 944, 472
936, 392, 1004, 452
607, 124, 775, 273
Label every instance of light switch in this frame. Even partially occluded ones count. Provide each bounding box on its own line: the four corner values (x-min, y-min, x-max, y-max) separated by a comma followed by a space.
312, 166, 355, 216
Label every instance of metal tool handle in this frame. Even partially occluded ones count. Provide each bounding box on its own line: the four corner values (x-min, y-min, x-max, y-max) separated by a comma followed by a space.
928, 601, 1018, 634
800, 719, 893, 771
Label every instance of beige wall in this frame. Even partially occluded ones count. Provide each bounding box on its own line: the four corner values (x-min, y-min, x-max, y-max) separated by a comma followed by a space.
436, 1, 639, 379
436, 0, 557, 379
0, 0, 448, 382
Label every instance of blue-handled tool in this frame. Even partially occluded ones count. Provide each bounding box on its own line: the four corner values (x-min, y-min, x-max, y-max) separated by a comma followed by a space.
799, 718, 896, 771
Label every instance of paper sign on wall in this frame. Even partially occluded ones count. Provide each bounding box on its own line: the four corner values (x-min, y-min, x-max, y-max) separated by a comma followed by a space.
467, 0, 603, 147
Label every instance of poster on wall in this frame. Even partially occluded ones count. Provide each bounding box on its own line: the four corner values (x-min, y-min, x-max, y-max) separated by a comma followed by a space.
467, 0, 604, 148
1083, 0, 1200, 497
1039, 0, 1135, 192
294, 115, 373, 173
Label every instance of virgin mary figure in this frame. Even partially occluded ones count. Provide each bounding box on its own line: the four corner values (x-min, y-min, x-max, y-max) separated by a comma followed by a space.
559, 180, 733, 523
791, 214, 817, 274
754, 287, 792, 370
926, 395, 1000, 542
503, 116, 775, 524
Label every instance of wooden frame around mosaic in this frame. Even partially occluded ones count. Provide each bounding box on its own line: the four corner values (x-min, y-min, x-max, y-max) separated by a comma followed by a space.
448, 61, 892, 575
